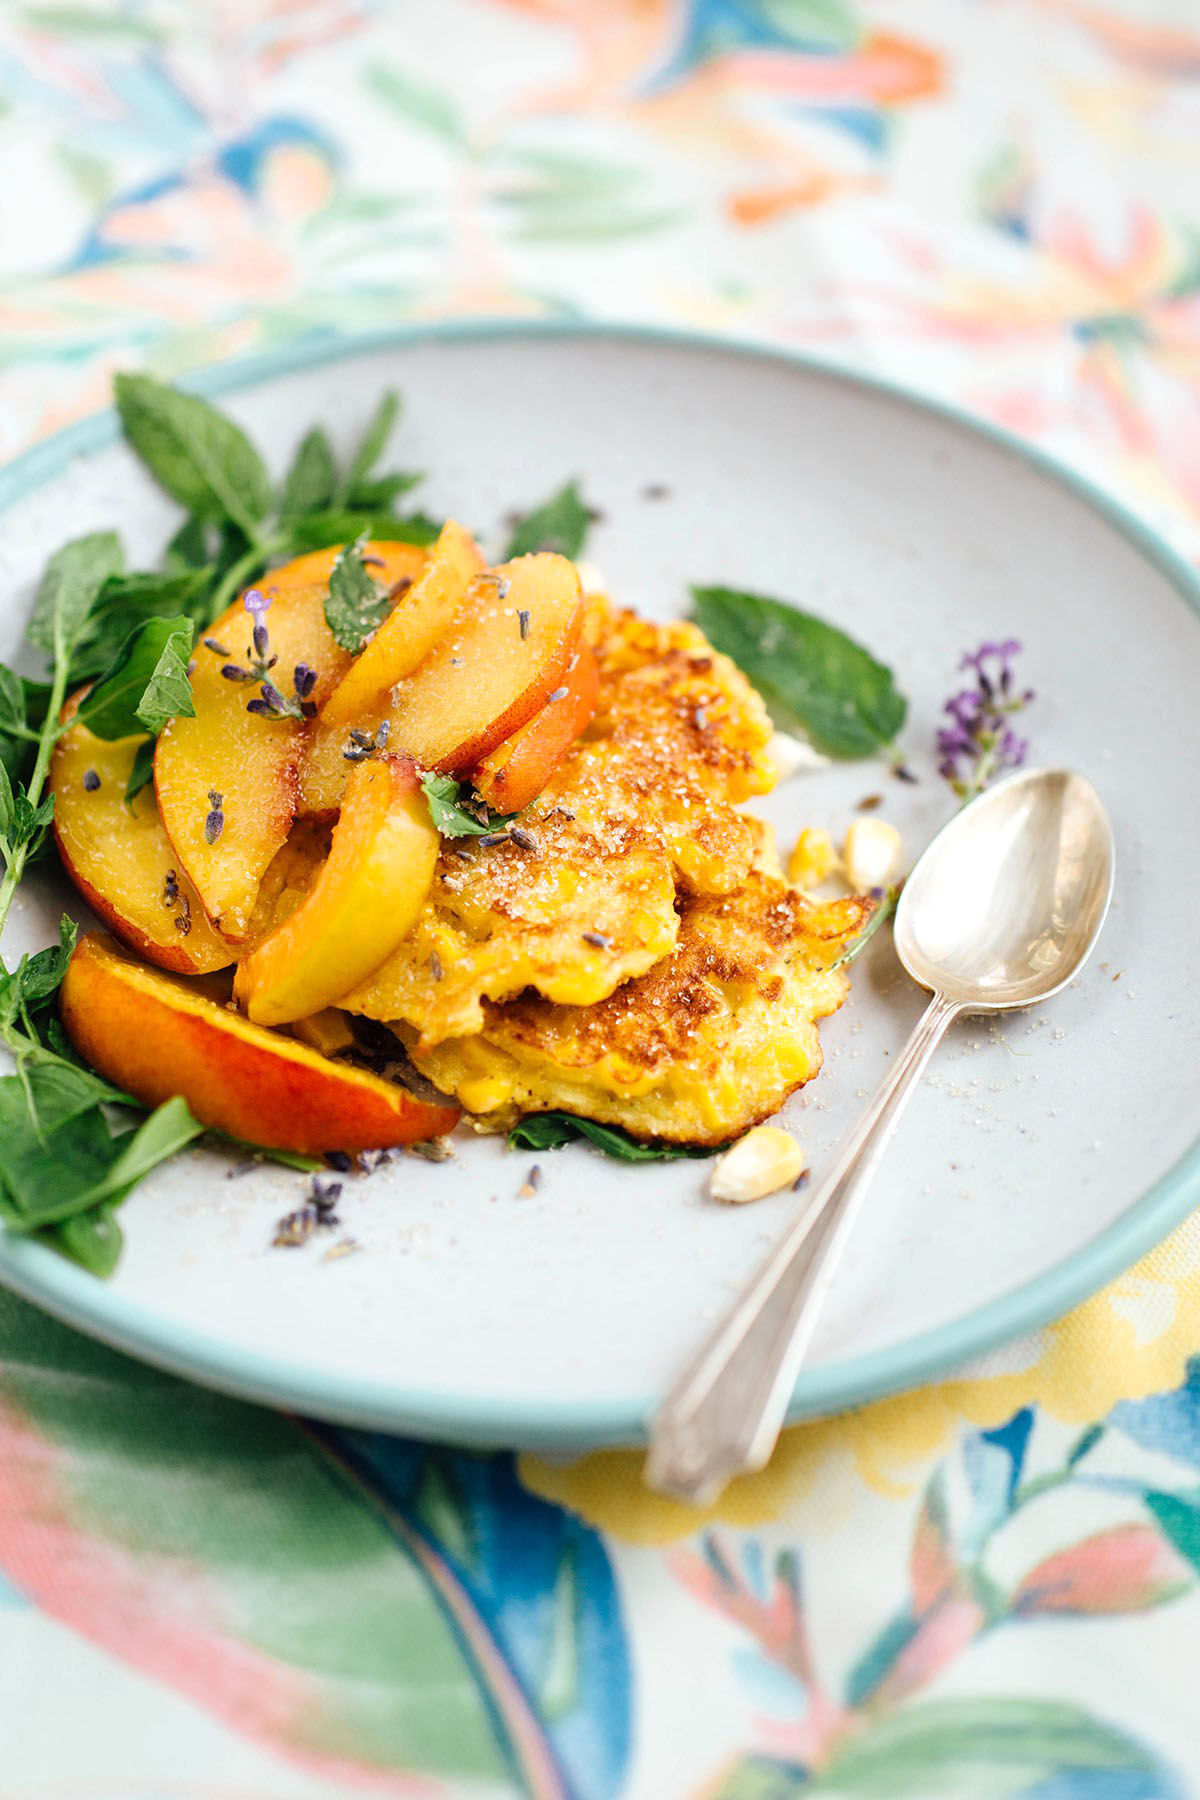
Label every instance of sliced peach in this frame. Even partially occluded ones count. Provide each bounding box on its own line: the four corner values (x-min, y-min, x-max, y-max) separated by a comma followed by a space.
296, 705, 386, 821
387, 552, 583, 775
154, 541, 426, 940
321, 520, 482, 727
473, 641, 599, 814
50, 698, 233, 975
60, 933, 459, 1153
233, 755, 437, 1027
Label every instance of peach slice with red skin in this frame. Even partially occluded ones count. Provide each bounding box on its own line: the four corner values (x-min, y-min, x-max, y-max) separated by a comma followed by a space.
61, 933, 459, 1153
233, 754, 438, 1027
472, 641, 599, 814
386, 552, 583, 775
50, 696, 233, 975
154, 541, 426, 940
320, 520, 482, 727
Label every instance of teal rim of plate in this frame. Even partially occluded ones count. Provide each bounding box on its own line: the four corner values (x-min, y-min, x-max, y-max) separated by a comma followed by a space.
0, 317, 1197, 1450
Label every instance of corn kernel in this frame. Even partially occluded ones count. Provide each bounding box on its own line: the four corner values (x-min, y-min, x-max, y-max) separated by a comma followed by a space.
843, 817, 901, 892
788, 826, 838, 889
710, 1125, 806, 1203
457, 1075, 514, 1114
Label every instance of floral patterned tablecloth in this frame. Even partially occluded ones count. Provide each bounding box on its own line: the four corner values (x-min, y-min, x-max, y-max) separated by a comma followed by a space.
3, 3, 1200, 1795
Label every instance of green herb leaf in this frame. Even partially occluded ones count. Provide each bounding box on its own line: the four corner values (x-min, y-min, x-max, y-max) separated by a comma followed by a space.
0, 758, 13, 839
420, 772, 516, 839
285, 508, 442, 554
339, 390, 399, 503
115, 372, 272, 540
507, 1112, 716, 1161
324, 538, 389, 653
345, 470, 423, 509
690, 586, 907, 758
76, 615, 195, 740
70, 567, 212, 683
28, 530, 125, 660
504, 480, 591, 560
40, 1203, 124, 1276
15, 915, 77, 1008
281, 427, 337, 518
164, 514, 212, 571
124, 737, 156, 806
7, 787, 56, 855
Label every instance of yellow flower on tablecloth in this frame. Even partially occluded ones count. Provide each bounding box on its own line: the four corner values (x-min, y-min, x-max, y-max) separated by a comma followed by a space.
520, 1214, 1200, 1543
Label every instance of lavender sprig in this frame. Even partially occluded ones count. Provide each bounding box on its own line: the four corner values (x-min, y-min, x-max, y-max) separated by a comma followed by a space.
221, 589, 318, 720
936, 639, 1035, 804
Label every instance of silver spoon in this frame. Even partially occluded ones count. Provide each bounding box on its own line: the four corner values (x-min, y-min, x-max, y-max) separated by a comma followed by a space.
646, 767, 1115, 1505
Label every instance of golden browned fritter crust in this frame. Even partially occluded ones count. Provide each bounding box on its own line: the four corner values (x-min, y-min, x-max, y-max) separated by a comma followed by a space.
409, 871, 873, 1145
340, 605, 776, 1044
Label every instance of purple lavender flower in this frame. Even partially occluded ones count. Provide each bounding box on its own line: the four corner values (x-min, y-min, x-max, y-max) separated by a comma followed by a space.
204, 790, 225, 844
936, 640, 1035, 802
244, 587, 271, 660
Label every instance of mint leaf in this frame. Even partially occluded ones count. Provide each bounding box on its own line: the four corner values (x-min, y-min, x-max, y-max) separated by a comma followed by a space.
690, 585, 907, 758
339, 390, 399, 503
507, 1111, 716, 1161
281, 427, 337, 518
15, 915, 77, 1008
324, 538, 389, 652
504, 480, 591, 559
115, 372, 272, 539
286, 508, 441, 554
7, 788, 56, 855
345, 470, 423, 509
41, 1203, 124, 1276
164, 514, 211, 570
71, 567, 211, 683
28, 530, 124, 660
420, 772, 515, 838
124, 737, 156, 806
76, 615, 195, 739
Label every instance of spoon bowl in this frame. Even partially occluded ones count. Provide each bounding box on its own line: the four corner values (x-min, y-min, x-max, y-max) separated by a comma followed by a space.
895, 767, 1115, 1010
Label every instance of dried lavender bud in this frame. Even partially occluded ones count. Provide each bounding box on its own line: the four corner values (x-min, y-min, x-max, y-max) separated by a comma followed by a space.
582, 930, 612, 949
294, 662, 318, 700
408, 1136, 456, 1163
82, 768, 101, 792
349, 728, 374, 748
509, 826, 539, 853
174, 894, 192, 935
478, 831, 508, 847
343, 743, 371, 762
374, 720, 390, 749
204, 790, 225, 844
273, 1205, 316, 1248
429, 949, 444, 982
221, 663, 252, 682
162, 870, 179, 907
326, 1150, 352, 1172
546, 686, 568, 704
518, 609, 531, 640
203, 637, 229, 656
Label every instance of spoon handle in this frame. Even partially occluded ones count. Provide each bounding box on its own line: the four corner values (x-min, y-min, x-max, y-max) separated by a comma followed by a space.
645, 991, 962, 1504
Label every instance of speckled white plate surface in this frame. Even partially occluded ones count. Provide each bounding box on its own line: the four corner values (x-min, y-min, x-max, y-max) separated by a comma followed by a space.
0, 324, 1198, 1449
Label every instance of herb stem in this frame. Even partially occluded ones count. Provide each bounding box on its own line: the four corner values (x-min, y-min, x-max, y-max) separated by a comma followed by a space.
830, 884, 900, 971
0, 634, 72, 948
207, 532, 287, 623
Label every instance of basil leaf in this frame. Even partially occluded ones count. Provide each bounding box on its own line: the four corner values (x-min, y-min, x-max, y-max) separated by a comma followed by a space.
324, 538, 389, 653
286, 508, 441, 554
76, 615, 195, 740
507, 1112, 717, 1161
28, 530, 125, 660
504, 480, 591, 559
115, 372, 272, 539
281, 427, 337, 518
41, 1203, 124, 1276
690, 585, 908, 758
124, 737, 156, 806
420, 772, 515, 838
338, 390, 399, 503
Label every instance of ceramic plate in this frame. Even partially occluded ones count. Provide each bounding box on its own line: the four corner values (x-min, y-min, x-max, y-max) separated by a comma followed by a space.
0, 324, 1198, 1449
